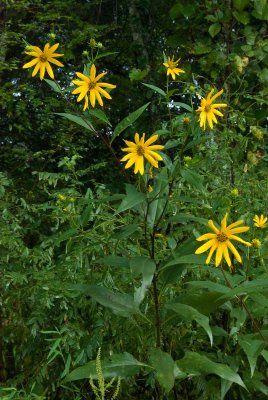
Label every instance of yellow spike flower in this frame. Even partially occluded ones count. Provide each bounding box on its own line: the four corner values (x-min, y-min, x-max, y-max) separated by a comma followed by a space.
163, 56, 185, 80
121, 133, 164, 175
22, 43, 64, 80
195, 213, 251, 268
72, 64, 116, 111
253, 214, 267, 229
196, 89, 227, 130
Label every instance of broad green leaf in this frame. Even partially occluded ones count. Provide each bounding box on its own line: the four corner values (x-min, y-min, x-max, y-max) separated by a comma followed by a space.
87, 109, 111, 126
208, 23, 221, 37
147, 167, 169, 229
160, 254, 207, 270
174, 291, 228, 315
51, 228, 77, 245
167, 213, 208, 225
233, 10, 250, 24
166, 303, 213, 345
113, 224, 141, 240
99, 255, 129, 268
142, 83, 166, 96
56, 113, 95, 132
115, 184, 146, 214
111, 102, 150, 143
181, 168, 206, 193
149, 348, 175, 392
129, 68, 149, 81
65, 352, 147, 381
218, 278, 268, 301
130, 256, 156, 305
173, 102, 193, 112
177, 352, 247, 389
79, 205, 93, 227
238, 335, 265, 376
187, 280, 230, 294
73, 284, 140, 316
44, 78, 62, 93
233, 0, 250, 10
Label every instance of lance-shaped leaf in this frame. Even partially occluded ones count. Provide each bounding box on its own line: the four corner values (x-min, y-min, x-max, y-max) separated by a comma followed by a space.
238, 335, 266, 377
65, 352, 148, 382
130, 256, 156, 305
72, 284, 140, 317
115, 184, 146, 214
166, 303, 213, 345
149, 348, 175, 393
177, 352, 247, 390
111, 102, 150, 143
56, 112, 95, 132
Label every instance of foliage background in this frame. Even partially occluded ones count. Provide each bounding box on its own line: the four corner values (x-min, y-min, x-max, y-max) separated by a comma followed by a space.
0, 0, 268, 399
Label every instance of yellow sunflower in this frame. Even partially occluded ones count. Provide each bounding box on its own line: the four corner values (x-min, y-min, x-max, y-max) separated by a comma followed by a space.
163, 56, 185, 80
195, 213, 251, 268
253, 214, 267, 229
121, 133, 164, 175
196, 89, 227, 130
22, 43, 64, 80
72, 64, 116, 111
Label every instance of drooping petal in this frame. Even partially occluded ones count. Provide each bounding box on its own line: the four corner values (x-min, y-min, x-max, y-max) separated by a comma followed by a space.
228, 226, 249, 234
206, 244, 217, 264
210, 88, 223, 102
76, 72, 89, 81
32, 62, 41, 77
40, 63, 46, 80
23, 58, 39, 69
215, 243, 224, 267
146, 150, 163, 161
95, 90, 104, 106
123, 139, 136, 148
223, 245, 232, 267
147, 144, 165, 151
125, 156, 138, 169
95, 71, 107, 82
97, 87, 112, 99
49, 58, 64, 67
45, 62, 54, 79
144, 153, 159, 168
225, 219, 244, 230
89, 90, 96, 107
196, 233, 216, 242
195, 239, 215, 254
229, 235, 252, 246
48, 43, 60, 54
227, 241, 242, 263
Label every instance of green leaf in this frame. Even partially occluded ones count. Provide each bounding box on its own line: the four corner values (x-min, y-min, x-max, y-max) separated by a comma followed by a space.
142, 83, 166, 96
99, 255, 129, 268
208, 23, 221, 38
44, 78, 62, 93
238, 335, 265, 376
55, 113, 95, 132
87, 109, 111, 126
65, 352, 147, 381
166, 303, 213, 345
177, 352, 247, 389
130, 256, 156, 305
160, 254, 207, 270
147, 167, 169, 229
113, 224, 141, 240
233, 10, 250, 24
73, 284, 140, 316
181, 168, 206, 193
167, 213, 208, 225
115, 184, 146, 214
79, 205, 93, 227
149, 348, 175, 392
173, 102, 193, 112
129, 68, 149, 81
111, 102, 150, 143
233, 0, 250, 10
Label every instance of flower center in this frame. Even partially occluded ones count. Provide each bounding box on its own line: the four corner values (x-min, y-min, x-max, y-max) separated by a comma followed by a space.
136, 145, 145, 156
88, 80, 96, 90
39, 55, 47, 62
168, 61, 177, 69
217, 232, 228, 243
204, 104, 211, 112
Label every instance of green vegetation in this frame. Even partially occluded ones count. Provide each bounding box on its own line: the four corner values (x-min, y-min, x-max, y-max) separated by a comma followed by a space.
0, 0, 268, 399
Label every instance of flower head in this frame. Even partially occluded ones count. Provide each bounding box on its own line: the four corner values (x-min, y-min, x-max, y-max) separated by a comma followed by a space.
195, 213, 251, 268
252, 238, 261, 248
163, 56, 185, 80
121, 133, 164, 175
253, 214, 267, 229
196, 89, 227, 130
22, 43, 64, 80
72, 64, 116, 111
